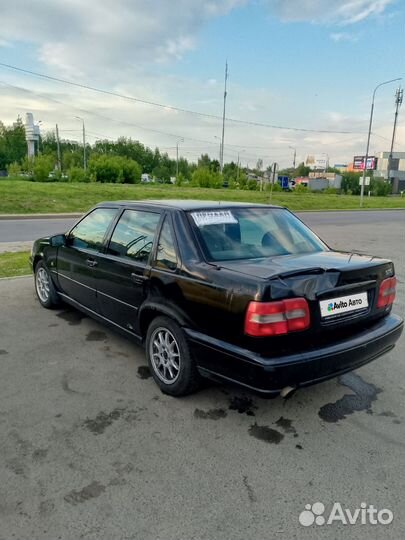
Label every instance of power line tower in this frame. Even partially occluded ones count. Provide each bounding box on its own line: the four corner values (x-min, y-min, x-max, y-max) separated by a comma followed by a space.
219, 61, 228, 173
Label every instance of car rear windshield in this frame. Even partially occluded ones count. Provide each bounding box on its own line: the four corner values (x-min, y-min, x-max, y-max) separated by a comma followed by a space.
189, 207, 327, 261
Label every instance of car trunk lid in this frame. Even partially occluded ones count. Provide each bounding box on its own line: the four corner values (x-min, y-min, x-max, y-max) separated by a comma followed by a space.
219, 250, 395, 334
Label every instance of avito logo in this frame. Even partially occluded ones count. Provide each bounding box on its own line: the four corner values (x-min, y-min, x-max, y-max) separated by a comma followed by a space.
328, 298, 363, 313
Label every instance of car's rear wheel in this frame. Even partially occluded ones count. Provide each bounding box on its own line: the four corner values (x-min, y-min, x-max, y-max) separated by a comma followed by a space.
145, 316, 200, 396
34, 261, 59, 309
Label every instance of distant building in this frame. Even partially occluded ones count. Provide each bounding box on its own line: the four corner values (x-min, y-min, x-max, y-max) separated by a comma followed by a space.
375, 151, 405, 194
308, 172, 342, 189
333, 164, 348, 173
307, 172, 342, 190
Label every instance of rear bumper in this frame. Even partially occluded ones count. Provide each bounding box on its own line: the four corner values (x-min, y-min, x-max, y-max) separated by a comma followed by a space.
185, 314, 404, 394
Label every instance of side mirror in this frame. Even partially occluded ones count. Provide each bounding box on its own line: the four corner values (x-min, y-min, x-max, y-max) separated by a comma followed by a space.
50, 234, 67, 248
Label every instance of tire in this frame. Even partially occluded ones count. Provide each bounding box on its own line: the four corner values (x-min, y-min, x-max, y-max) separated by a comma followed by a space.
145, 316, 200, 396
34, 261, 60, 309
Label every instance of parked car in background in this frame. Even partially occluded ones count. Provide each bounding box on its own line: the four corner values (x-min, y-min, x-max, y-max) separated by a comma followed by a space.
31, 200, 403, 396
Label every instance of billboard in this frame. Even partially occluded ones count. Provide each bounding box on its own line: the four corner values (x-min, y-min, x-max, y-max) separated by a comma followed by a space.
305, 154, 329, 171
353, 156, 376, 170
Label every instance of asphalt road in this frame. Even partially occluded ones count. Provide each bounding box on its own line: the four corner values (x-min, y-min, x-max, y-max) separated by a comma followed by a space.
0, 216, 404, 539
0, 210, 404, 243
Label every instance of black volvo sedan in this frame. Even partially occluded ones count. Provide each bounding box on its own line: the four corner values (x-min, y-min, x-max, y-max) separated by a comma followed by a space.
30, 200, 403, 396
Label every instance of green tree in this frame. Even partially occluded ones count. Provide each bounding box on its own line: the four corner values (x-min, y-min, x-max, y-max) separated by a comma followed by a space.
152, 164, 171, 183
341, 171, 362, 195
89, 155, 123, 183
293, 163, 311, 178
0, 117, 27, 169
121, 157, 142, 184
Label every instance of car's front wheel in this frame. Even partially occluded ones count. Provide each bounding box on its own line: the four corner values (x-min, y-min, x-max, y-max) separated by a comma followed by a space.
34, 261, 60, 309
145, 316, 200, 396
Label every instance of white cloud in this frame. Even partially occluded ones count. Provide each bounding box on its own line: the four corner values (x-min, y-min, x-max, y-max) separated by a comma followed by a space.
0, 0, 244, 78
265, 0, 393, 25
330, 32, 360, 42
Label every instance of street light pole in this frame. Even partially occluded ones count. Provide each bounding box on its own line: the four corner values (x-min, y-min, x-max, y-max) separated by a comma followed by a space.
220, 61, 228, 173
176, 138, 184, 182
388, 87, 403, 181
360, 78, 401, 207
75, 116, 87, 171
289, 146, 296, 169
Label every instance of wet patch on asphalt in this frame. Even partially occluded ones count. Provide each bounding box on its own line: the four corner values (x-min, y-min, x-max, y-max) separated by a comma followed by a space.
242, 476, 257, 503
64, 481, 106, 505
61, 373, 82, 395
83, 407, 141, 435
275, 416, 296, 435
378, 411, 397, 418
318, 372, 382, 423
86, 330, 107, 342
229, 396, 257, 416
248, 423, 284, 444
57, 309, 86, 326
194, 408, 227, 420
32, 448, 48, 462
137, 366, 152, 379
0, 349, 8, 355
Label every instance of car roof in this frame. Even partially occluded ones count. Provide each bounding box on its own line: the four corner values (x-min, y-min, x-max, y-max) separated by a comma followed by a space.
96, 199, 283, 211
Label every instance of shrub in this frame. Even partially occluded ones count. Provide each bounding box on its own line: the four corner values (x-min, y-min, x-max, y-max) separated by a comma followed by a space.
7, 162, 21, 177
191, 167, 223, 188
89, 155, 142, 184
246, 179, 259, 190
89, 155, 122, 183
265, 182, 282, 192
371, 178, 391, 196
32, 155, 55, 182
293, 184, 308, 193
324, 187, 338, 194
68, 167, 90, 183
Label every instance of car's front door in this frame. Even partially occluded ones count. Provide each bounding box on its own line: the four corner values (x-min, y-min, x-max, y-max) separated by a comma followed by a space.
56, 207, 118, 311
95, 208, 162, 332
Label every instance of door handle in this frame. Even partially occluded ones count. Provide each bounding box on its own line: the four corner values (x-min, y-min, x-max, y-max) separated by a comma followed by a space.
131, 272, 146, 285
86, 258, 98, 268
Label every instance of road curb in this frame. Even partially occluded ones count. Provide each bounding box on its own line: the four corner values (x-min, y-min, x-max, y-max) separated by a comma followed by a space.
0, 274, 31, 281
0, 213, 82, 220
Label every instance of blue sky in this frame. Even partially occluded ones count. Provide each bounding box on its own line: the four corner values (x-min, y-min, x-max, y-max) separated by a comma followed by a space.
0, 0, 404, 167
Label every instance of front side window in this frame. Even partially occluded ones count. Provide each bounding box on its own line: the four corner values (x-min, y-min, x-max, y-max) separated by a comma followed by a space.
190, 207, 327, 261
107, 209, 161, 263
69, 208, 117, 251
155, 217, 178, 271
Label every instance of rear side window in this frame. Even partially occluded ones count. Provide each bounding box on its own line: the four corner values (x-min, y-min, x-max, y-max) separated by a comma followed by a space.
69, 208, 117, 251
155, 217, 178, 271
190, 207, 326, 261
107, 209, 161, 264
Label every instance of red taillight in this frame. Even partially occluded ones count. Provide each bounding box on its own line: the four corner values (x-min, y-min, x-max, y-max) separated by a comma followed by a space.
244, 298, 310, 337
377, 277, 397, 309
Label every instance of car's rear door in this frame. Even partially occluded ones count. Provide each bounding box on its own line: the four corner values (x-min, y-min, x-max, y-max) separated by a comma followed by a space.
56, 207, 118, 311
95, 208, 162, 332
